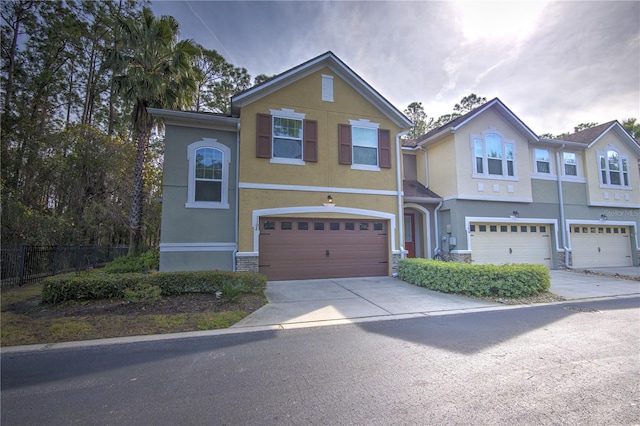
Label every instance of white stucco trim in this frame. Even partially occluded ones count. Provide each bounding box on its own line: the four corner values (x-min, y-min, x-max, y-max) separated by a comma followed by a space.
186, 139, 231, 209
404, 203, 432, 259
160, 243, 237, 252
251, 206, 397, 253
587, 202, 640, 208
444, 195, 534, 203
236, 252, 259, 257
239, 182, 399, 196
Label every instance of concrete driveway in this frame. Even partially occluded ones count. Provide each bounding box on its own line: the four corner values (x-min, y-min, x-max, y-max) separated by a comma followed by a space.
232, 269, 640, 330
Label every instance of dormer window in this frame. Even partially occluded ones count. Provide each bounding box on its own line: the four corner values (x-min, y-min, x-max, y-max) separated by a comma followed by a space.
598, 148, 630, 188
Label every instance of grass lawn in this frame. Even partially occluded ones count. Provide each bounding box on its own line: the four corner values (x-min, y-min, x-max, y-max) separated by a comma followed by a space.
1, 282, 267, 347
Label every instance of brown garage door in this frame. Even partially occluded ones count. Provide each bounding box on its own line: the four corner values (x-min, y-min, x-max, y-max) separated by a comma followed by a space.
259, 217, 389, 280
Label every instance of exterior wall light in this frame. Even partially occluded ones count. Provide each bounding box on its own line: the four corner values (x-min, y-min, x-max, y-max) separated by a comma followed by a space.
600, 214, 607, 221
511, 210, 519, 218
324, 195, 335, 207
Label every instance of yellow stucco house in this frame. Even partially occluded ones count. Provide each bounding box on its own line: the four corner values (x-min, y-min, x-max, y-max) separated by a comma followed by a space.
231, 52, 413, 279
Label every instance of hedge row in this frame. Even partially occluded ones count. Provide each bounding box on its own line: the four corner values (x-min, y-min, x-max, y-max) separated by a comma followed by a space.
41, 270, 267, 304
397, 258, 550, 298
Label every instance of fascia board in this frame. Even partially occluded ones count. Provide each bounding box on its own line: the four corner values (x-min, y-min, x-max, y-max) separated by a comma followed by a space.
232, 62, 323, 107
147, 108, 239, 130
418, 128, 455, 147
537, 139, 589, 150
452, 100, 539, 143
328, 62, 413, 129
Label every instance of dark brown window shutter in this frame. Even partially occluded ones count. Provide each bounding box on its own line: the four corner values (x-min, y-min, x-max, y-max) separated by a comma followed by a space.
256, 113, 272, 158
378, 129, 391, 168
303, 119, 318, 162
338, 124, 352, 165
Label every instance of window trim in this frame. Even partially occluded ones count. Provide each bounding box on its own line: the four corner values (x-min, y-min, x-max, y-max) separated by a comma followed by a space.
186, 139, 231, 209
597, 148, 631, 189
533, 148, 552, 175
561, 151, 578, 177
470, 130, 517, 180
350, 119, 381, 171
270, 108, 306, 165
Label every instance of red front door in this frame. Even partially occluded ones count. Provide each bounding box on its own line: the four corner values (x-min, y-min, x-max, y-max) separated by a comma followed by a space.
404, 213, 415, 258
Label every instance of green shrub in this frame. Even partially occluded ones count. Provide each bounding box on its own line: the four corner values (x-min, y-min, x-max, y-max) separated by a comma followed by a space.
41, 270, 267, 304
124, 283, 162, 304
41, 272, 142, 304
102, 249, 159, 274
398, 258, 550, 298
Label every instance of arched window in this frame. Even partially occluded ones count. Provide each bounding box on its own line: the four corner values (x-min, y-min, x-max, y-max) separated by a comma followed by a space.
186, 139, 231, 209
598, 148, 630, 188
471, 130, 516, 179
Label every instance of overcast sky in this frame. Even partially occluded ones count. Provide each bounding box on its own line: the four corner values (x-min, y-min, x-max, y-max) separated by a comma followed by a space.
150, 0, 639, 136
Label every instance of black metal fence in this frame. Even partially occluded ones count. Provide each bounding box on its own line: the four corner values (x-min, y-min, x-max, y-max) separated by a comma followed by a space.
1, 245, 129, 287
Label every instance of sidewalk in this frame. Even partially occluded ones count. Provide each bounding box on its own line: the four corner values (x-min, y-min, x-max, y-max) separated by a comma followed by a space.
231, 269, 640, 330
4, 268, 638, 353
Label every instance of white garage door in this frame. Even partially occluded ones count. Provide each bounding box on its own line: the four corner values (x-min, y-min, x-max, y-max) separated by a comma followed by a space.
570, 225, 632, 267
470, 223, 552, 268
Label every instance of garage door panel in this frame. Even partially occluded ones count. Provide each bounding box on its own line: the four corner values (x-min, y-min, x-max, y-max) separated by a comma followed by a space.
570, 225, 632, 267
470, 223, 552, 268
259, 218, 389, 280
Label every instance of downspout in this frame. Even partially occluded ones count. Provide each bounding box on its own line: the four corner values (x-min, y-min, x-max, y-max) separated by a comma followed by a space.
434, 201, 443, 257
396, 130, 411, 259
233, 122, 240, 271
555, 144, 574, 269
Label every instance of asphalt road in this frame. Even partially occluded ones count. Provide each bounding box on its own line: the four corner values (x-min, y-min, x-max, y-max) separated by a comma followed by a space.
2, 297, 639, 425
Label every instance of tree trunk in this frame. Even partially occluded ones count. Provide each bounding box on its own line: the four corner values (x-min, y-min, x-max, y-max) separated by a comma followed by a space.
128, 101, 151, 256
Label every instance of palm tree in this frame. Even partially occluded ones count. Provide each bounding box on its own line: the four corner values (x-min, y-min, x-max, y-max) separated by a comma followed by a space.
115, 7, 199, 255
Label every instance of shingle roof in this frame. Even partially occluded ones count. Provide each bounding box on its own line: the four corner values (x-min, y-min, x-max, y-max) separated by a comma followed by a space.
403, 180, 441, 200
556, 121, 617, 144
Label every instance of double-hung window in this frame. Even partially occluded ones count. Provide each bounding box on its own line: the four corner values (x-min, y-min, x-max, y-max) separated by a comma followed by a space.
352, 126, 378, 166
562, 152, 578, 177
256, 109, 317, 165
338, 119, 391, 171
598, 148, 630, 188
186, 139, 230, 209
534, 148, 551, 174
472, 132, 515, 179
273, 116, 303, 160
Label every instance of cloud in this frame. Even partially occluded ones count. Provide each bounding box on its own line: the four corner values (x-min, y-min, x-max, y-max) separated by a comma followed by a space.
150, 0, 640, 135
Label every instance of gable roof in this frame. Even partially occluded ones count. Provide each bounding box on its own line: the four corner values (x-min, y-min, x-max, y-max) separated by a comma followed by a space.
231, 51, 413, 129
412, 98, 539, 147
554, 121, 640, 155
